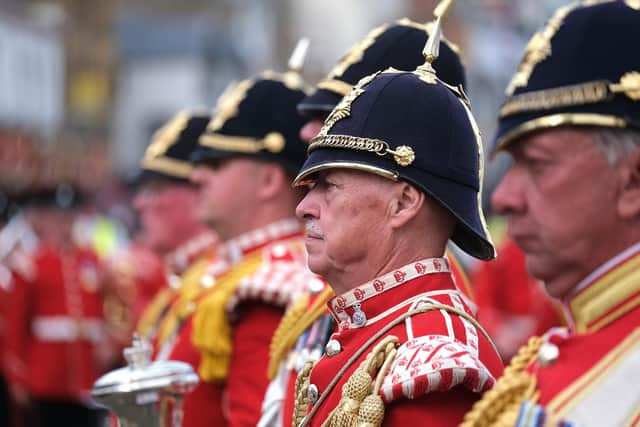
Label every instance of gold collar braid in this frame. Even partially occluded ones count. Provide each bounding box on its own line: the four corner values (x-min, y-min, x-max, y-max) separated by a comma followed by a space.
459, 336, 543, 427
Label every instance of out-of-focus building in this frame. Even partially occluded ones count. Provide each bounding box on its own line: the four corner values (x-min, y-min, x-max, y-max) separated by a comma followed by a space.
0, 11, 64, 138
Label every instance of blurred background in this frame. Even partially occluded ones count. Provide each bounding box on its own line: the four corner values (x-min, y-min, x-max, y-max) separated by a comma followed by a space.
0, 0, 569, 231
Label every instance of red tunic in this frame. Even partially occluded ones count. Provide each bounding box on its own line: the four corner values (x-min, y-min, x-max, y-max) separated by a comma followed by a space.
296, 258, 503, 426
463, 242, 640, 427
160, 219, 308, 427
260, 253, 475, 427
3, 244, 108, 401
473, 239, 562, 361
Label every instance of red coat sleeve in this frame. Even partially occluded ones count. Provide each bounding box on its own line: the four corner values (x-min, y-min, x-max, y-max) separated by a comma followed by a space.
383, 387, 479, 426
225, 303, 283, 427
3, 272, 32, 389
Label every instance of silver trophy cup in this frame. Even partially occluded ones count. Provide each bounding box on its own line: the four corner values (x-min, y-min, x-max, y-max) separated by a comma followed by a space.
92, 334, 199, 427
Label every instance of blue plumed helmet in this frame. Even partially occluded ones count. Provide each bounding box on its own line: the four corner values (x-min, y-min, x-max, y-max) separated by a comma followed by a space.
494, 1, 640, 152
294, 6, 495, 261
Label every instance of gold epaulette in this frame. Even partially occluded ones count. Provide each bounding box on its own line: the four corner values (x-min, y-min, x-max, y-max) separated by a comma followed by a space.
155, 254, 215, 346
267, 285, 334, 379
192, 250, 265, 382
459, 336, 543, 427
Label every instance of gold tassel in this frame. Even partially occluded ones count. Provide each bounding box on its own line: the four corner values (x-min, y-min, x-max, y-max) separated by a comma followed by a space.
293, 360, 315, 427
322, 336, 398, 427
268, 286, 334, 379
459, 335, 543, 427
192, 252, 264, 382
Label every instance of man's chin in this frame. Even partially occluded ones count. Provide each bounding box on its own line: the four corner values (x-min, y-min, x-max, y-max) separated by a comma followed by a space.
305, 255, 328, 277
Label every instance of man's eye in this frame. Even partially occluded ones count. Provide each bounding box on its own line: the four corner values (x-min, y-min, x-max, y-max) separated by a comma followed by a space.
525, 157, 548, 169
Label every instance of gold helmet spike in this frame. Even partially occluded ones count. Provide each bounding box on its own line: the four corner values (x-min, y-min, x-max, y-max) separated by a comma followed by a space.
425, 0, 456, 64
422, 16, 442, 64
434, 0, 455, 20
415, 0, 456, 83
288, 37, 310, 73
283, 37, 311, 91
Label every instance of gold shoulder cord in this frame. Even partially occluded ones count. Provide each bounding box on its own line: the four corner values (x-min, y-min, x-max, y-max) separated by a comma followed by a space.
293, 302, 499, 427
459, 336, 543, 427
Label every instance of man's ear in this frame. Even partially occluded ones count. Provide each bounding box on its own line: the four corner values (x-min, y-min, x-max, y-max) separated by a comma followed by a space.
256, 163, 288, 200
388, 182, 424, 229
618, 148, 640, 220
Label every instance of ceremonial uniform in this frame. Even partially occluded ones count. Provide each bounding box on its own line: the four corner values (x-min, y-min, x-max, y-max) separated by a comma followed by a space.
287, 6, 504, 423
120, 111, 222, 427
134, 232, 217, 349
463, 243, 640, 427
4, 243, 108, 426
261, 19, 473, 426
461, 2, 640, 426
263, 253, 472, 427
0, 212, 39, 427
156, 219, 305, 427
131, 111, 217, 350
292, 259, 502, 426
190, 220, 314, 427
185, 50, 314, 425
473, 239, 562, 361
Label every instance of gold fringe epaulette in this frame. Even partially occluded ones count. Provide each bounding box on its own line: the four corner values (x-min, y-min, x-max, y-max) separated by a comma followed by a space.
459, 335, 543, 427
155, 254, 215, 346
267, 285, 334, 379
137, 287, 175, 340
293, 336, 399, 427
192, 250, 265, 382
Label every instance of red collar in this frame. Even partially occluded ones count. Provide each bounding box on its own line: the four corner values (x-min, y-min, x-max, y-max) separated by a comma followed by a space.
327, 257, 464, 330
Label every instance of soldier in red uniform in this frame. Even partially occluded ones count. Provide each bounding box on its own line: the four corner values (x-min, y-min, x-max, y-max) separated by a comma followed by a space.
461, 2, 640, 426
152, 45, 316, 427
126, 111, 217, 347
260, 18, 473, 427
288, 13, 503, 426
4, 185, 111, 427
104, 111, 220, 427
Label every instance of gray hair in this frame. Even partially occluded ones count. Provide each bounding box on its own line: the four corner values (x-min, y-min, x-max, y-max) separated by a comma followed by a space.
590, 127, 640, 165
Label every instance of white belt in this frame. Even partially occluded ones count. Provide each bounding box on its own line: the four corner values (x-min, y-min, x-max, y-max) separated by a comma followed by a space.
32, 316, 105, 343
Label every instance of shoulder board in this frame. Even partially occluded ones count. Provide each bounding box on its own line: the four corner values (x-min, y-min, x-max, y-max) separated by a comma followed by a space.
226, 241, 314, 313
380, 334, 496, 403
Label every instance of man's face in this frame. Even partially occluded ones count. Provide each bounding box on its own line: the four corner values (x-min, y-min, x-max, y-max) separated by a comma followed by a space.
190, 158, 260, 239
133, 180, 200, 253
296, 169, 393, 284
491, 128, 620, 299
